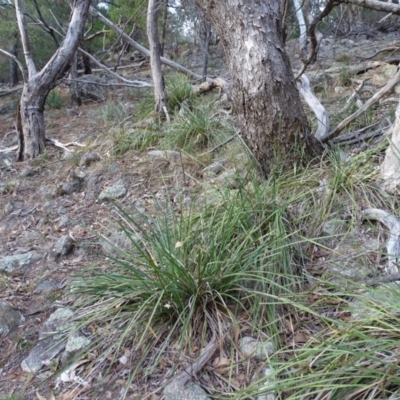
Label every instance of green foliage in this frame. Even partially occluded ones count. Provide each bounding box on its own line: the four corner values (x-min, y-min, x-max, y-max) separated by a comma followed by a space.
337, 65, 353, 87
161, 101, 236, 153
99, 101, 129, 125
334, 53, 350, 63
112, 126, 160, 154
45, 89, 64, 110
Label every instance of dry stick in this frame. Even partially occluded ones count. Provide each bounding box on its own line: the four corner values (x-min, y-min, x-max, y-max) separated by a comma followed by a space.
331, 125, 389, 145
363, 46, 400, 60
166, 332, 218, 388
336, 80, 365, 115
0, 49, 27, 82
324, 65, 400, 142
330, 121, 380, 143
77, 47, 152, 87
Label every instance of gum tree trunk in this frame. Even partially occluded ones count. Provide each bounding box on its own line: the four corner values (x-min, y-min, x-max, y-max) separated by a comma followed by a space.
15, 0, 90, 160
195, 0, 321, 176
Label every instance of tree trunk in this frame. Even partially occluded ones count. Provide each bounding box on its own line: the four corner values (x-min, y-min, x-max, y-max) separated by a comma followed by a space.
15, 0, 91, 160
195, 0, 321, 176
147, 0, 167, 113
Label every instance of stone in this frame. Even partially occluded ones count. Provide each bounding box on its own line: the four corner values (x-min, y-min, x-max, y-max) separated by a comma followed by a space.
57, 215, 70, 229
98, 181, 127, 201
85, 170, 103, 200
79, 152, 101, 167
21, 308, 74, 373
164, 381, 210, 400
0, 252, 42, 276
57, 181, 82, 195
0, 301, 25, 335
238, 336, 274, 360
20, 167, 35, 177
34, 280, 59, 294
148, 150, 181, 161
50, 235, 74, 260
257, 366, 276, 400
101, 230, 140, 256
203, 160, 226, 176
76, 75, 106, 103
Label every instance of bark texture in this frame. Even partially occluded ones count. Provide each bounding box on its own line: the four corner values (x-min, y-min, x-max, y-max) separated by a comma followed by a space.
147, 0, 167, 113
15, 0, 91, 160
195, 0, 320, 176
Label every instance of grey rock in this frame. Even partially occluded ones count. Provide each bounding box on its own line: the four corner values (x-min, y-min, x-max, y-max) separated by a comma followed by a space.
203, 160, 226, 176
85, 170, 103, 200
20, 167, 35, 177
57, 215, 70, 229
50, 235, 74, 260
79, 152, 101, 167
57, 181, 82, 195
257, 367, 276, 400
98, 181, 127, 201
34, 280, 59, 294
0, 301, 25, 335
148, 150, 181, 161
239, 336, 274, 360
21, 308, 74, 373
101, 230, 141, 256
0, 151, 16, 166
0, 252, 42, 275
61, 331, 91, 366
164, 381, 210, 400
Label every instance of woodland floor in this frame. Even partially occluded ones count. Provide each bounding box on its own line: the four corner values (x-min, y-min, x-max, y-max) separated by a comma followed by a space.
1, 32, 400, 399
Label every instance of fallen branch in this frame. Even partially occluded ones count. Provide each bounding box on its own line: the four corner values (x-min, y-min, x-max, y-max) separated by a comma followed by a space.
89, 6, 230, 92
46, 137, 85, 152
0, 145, 18, 153
325, 64, 400, 142
77, 47, 152, 88
331, 124, 389, 145
336, 80, 365, 114
363, 46, 400, 60
363, 208, 400, 275
297, 74, 330, 141
0, 86, 22, 98
165, 332, 218, 389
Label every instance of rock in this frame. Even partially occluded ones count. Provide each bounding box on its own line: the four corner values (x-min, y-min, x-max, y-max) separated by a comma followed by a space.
20, 167, 35, 177
101, 230, 141, 256
79, 152, 101, 167
203, 160, 226, 176
164, 381, 210, 400
50, 235, 74, 260
238, 336, 274, 360
34, 280, 60, 294
0, 301, 25, 335
0, 251, 42, 276
85, 170, 103, 200
334, 86, 346, 94
21, 308, 74, 373
148, 150, 181, 161
98, 180, 127, 201
57, 181, 82, 195
257, 367, 276, 400
61, 331, 91, 366
57, 215, 70, 229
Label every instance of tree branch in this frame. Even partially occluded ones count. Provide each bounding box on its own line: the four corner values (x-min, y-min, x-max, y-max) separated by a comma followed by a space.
0, 48, 26, 82
15, 0, 36, 77
342, 0, 400, 14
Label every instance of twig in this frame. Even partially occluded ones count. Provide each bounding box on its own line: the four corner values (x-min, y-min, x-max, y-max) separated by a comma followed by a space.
363, 46, 400, 60
199, 135, 237, 157
0, 49, 26, 82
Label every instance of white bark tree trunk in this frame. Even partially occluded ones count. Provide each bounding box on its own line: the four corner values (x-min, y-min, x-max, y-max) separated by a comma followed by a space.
15, 0, 91, 160
147, 0, 167, 113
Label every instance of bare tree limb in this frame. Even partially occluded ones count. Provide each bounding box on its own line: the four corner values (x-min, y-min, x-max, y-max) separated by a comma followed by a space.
296, 74, 330, 141
15, 0, 36, 77
77, 47, 152, 87
0, 49, 26, 82
342, 0, 400, 15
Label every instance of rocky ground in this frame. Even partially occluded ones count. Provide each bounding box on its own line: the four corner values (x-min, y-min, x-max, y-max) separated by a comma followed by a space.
1, 32, 400, 399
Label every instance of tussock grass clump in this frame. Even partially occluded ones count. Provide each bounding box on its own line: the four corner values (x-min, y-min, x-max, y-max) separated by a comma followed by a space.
99, 101, 129, 125
161, 101, 236, 153
69, 144, 399, 397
